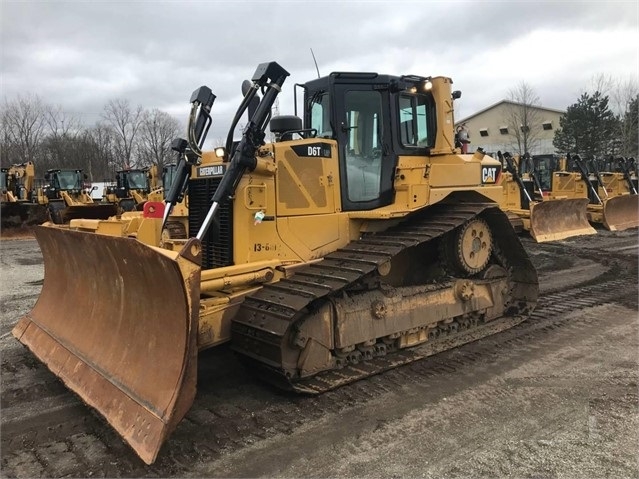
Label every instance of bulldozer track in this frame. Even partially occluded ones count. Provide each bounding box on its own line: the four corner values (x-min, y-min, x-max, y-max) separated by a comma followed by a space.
231, 203, 536, 392
1, 237, 637, 476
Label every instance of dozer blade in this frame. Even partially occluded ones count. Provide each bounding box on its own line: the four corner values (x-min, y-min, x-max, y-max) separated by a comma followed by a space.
12, 225, 202, 464
529, 198, 596, 242
602, 195, 639, 231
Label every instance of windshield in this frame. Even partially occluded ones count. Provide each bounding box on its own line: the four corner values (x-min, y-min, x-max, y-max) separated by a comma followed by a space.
163, 166, 176, 191
127, 171, 148, 190
56, 171, 82, 190
309, 91, 332, 138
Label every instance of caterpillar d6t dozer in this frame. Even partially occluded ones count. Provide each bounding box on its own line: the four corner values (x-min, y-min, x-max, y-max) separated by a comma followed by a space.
13, 62, 538, 464
551, 154, 639, 231
497, 152, 595, 242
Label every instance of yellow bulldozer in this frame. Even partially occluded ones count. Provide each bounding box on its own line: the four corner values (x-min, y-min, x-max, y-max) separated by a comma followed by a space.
103, 165, 160, 212
13, 62, 539, 464
34, 168, 118, 224
496, 152, 595, 242
591, 156, 638, 198
545, 154, 638, 231
0, 161, 48, 229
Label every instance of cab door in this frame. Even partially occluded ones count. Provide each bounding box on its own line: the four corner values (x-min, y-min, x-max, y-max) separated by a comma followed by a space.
333, 85, 395, 211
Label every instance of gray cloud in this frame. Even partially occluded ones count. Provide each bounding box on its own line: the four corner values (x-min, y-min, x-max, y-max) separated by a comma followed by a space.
2, 1, 637, 142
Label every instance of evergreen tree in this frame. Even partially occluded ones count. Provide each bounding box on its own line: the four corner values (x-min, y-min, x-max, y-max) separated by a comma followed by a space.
553, 91, 619, 156
621, 95, 638, 157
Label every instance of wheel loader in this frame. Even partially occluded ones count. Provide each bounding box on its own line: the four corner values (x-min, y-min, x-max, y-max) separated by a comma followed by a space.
1, 162, 48, 229
103, 165, 160, 212
34, 168, 118, 223
13, 62, 538, 464
496, 152, 595, 242
545, 154, 638, 231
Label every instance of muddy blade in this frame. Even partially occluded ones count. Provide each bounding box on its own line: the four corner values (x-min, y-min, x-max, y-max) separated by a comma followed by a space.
602, 195, 639, 231
12, 226, 201, 464
529, 198, 596, 242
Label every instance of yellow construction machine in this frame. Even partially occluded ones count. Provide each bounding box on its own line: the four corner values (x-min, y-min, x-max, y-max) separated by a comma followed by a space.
592, 156, 638, 198
496, 152, 595, 242
13, 62, 538, 464
0, 162, 48, 229
34, 168, 118, 224
547, 154, 638, 231
103, 165, 160, 212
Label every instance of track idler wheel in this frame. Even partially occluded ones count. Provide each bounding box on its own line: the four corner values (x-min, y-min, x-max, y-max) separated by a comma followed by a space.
444, 217, 493, 275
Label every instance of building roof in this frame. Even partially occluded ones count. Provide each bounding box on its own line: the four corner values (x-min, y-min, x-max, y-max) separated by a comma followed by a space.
456, 99, 566, 124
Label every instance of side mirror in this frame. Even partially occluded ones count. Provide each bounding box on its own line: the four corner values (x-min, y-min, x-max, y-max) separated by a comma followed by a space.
452, 90, 462, 100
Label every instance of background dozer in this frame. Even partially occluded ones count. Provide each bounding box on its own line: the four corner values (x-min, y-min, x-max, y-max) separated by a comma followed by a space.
496, 152, 595, 242
591, 156, 638, 197
548, 154, 639, 231
35, 168, 118, 223
0, 161, 48, 229
13, 62, 538, 464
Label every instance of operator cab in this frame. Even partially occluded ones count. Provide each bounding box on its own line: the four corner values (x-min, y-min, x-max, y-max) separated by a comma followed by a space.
302, 72, 436, 211
532, 155, 560, 191
114, 169, 150, 198
44, 169, 85, 199
162, 164, 178, 193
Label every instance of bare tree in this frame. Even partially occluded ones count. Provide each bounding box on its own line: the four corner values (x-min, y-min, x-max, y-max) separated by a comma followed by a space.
505, 82, 543, 156
0, 94, 49, 166
585, 73, 615, 99
582, 73, 639, 156
136, 109, 182, 171
102, 99, 144, 169
610, 77, 638, 156
41, 105, 83, 169
84, 123, 118, 181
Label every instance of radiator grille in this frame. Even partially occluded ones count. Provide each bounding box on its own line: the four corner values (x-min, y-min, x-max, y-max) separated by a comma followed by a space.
188, 177, 233, 269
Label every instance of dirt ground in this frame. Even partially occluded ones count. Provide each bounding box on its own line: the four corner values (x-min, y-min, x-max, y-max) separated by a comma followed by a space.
1, 228, 638, 478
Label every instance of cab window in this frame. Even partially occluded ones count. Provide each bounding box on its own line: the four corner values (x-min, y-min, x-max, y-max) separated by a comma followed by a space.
309, 92, 332, 138
398, 94, 432, 148
344, 90, 383, 202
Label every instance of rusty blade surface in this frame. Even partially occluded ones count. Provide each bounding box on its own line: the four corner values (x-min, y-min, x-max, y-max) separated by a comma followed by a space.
12, 225, 201, 464
529, 198, 597, 242
602, 195, 639, 231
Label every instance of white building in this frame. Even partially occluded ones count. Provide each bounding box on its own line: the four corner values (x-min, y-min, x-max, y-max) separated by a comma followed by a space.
456, 100, 565, 156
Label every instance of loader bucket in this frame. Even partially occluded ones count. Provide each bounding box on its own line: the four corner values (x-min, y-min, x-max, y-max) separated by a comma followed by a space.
62, 203, 118, 222
12, 225, 202, 464
0, 202, 47, 228
602, 194, 639, 231
529, 198, 596, 242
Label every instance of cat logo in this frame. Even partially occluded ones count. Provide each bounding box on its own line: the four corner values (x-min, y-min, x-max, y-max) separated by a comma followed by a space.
481, 165, 501, 184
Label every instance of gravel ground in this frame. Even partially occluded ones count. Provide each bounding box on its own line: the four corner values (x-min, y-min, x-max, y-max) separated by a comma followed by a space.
1, 229, 637, 478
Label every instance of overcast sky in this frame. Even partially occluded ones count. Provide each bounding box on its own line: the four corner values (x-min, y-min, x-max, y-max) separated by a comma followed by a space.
2, 1, 638, 143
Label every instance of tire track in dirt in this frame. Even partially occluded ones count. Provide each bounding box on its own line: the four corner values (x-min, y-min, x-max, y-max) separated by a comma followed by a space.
1, 237, 637, 477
